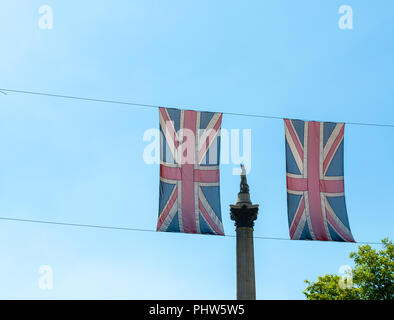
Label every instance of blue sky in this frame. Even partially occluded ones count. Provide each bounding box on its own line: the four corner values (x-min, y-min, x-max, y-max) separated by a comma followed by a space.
0, 0, 393, 299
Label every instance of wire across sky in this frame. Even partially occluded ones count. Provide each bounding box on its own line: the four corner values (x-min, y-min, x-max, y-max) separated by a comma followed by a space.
0, 216, 383, 246
1, 88, 394, 128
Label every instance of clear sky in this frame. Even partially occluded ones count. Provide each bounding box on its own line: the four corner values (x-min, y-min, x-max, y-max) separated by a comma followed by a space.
0, 0, 393, 299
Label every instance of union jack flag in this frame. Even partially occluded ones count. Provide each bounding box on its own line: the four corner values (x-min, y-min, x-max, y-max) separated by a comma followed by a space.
284, 119, 355, 242
157, 107, 224, 235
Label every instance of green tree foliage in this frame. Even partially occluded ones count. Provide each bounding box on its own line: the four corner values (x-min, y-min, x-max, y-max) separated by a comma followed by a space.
303, 238, 393, 300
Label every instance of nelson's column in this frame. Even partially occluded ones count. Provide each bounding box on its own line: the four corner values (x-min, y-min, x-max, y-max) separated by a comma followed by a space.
230, 164, 259, 300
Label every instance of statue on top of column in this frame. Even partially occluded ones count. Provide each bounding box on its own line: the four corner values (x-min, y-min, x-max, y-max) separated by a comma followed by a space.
240, 164, 249, 194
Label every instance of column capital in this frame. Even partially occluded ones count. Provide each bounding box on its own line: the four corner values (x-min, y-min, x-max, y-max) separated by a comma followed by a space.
230, 204, 259, 228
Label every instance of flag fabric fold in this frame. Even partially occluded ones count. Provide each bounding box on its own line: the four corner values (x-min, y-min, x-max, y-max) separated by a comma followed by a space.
157, 107, 224, 235
284, 118, 355, 242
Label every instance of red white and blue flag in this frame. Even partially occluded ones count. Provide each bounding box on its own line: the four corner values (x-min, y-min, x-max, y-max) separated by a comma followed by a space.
157, 107, 224, 235
284, 119, 355, 242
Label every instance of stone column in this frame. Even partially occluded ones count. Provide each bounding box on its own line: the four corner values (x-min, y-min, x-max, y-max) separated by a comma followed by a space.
230, 165, 259, 300
236, 227, 256, 300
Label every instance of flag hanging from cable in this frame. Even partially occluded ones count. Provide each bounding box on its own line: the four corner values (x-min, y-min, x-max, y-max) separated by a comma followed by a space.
157, 107, 224, 235
284, 119, 355, 242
